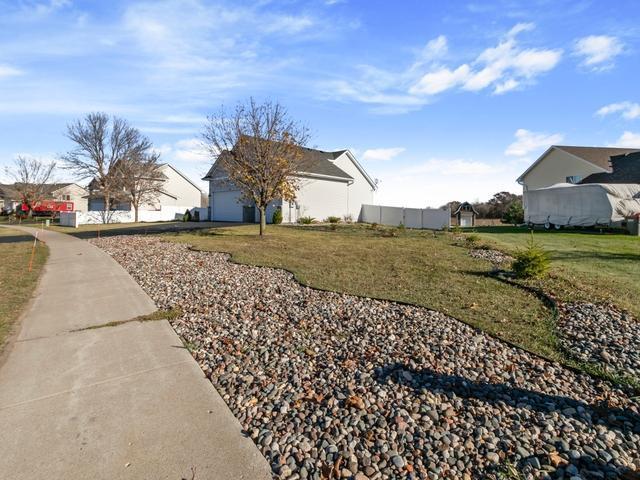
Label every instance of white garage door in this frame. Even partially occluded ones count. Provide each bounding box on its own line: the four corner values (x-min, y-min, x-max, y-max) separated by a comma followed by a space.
212, 191, 243, 222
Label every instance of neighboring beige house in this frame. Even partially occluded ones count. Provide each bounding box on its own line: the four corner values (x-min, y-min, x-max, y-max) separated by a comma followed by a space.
517, 145, 640, 191
88, 163, 202, 214
518, 146, 640, 228
203, 144, 377, 223
0, 182, 88, 212
49, 183, 89, 212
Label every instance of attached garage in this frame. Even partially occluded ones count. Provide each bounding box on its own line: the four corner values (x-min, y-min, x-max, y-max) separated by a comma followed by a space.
211, 190, 243, 222
203, 141, 378, 224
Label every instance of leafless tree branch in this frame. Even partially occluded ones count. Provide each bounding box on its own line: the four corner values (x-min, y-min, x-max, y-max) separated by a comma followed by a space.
4, 156, 56, 216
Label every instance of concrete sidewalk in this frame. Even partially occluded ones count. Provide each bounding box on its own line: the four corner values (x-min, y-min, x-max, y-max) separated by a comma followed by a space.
0, 227, 271, 480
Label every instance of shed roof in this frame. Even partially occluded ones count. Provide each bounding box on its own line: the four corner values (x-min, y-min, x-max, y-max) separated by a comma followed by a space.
454, 201, 479, 215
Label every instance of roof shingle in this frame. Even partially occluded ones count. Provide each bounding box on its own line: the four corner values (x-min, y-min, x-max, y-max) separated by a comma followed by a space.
580, 151, 640, 184
555, 145, 640, 171
203, 142, 352, 181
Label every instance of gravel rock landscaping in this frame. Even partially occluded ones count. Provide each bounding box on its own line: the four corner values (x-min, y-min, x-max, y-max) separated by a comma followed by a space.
558, 303, 640, 380
93, 236, 640, 480
469, 248, 513, 265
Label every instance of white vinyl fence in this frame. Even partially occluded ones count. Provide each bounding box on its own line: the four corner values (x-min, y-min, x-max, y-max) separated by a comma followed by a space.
359, 204, 451, 230
60, 205, 205, 227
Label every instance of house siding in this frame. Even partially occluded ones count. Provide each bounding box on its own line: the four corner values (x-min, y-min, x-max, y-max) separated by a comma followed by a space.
291, 177, 349, 221
522, 149, 606, 191
156, 165, 202, 208
52, 184, 89, 212
333, 152, 376, 219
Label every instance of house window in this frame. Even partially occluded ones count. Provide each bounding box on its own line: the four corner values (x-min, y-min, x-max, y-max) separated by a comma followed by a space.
566, 175, 582, 184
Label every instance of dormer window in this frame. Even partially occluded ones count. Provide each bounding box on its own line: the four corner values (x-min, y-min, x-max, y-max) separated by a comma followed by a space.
566, 175, 582, 184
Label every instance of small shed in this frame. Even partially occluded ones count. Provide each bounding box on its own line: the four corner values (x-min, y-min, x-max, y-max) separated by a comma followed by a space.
454, 202, 478, 227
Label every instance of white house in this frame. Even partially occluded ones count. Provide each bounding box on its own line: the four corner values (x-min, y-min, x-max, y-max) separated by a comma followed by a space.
203, 144, 377, 223
88, 164, 202, 212
517, 145, 639, 191
72, 163, 203, 225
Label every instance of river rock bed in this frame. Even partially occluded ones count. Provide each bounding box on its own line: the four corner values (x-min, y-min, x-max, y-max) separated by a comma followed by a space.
558, 303, 640, 380
93, 236, 640, 480
469, 249, 513, 265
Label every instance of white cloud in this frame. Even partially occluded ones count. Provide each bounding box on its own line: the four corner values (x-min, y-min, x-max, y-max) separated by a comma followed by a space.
596, 101, 640, 120
508, 22, 535, 37
494, 78, 519, 94
328, 23, 562, 111
403, 158, 497, 176
410, 65, 470, 95
22, 0, 71, 17
0, 64, 22, 78
262, 15, 314, 34
420, 35, 448, 61
505, 128, 563, 156
574, 35, 623, 70
457, 28, 562, 94
362, 147, 406, 162
611, 131, 640, 148
0, 0, 329, 116
162, 138, 209, 163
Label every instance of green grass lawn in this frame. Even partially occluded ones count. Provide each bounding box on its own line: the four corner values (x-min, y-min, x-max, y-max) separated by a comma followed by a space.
0, 228, 48, 351
48, 220, 222, 240
474, 226, 640, 319
50, 220, 180, 234
164, 224, 559, 361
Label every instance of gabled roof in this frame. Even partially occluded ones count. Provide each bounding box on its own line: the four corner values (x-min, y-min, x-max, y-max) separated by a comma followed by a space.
45, 183, 74, 193
0, 183, 19, 199
554, 146, 640, 170
1, 182, 85, 197
517, 145, 640, 183
581, 151, 640, 184
454, 201, 479, 215
203, 143, 353, 182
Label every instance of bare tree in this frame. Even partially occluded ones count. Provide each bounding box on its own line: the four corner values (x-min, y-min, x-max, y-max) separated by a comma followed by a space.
202, 98, 310, 235
61, 112, 155, 223
117, 152, 166, 222
5, 156, 56, 217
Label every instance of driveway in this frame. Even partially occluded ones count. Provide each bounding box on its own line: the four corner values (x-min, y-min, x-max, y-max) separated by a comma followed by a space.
0, 226, 271, 480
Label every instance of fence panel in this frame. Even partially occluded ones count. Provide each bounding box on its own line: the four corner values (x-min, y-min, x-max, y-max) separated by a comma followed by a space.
403, 208, 422, 228
380, 206, 404, 226
359, 204, 450, 230
359, 204, 380, 223
422, 208, 451, 230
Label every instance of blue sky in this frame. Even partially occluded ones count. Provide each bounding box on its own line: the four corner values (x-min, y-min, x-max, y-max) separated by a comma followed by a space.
1, 0, 639, 207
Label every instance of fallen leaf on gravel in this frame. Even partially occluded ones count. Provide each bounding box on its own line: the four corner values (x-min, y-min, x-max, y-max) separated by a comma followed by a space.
346, 395, 366, 410
549, 451, 566, 467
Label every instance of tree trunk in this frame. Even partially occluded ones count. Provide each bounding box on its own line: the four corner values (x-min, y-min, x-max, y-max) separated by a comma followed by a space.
134, 203, 139, 222
259, 206, 266, 236
104, 194, 111, 224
